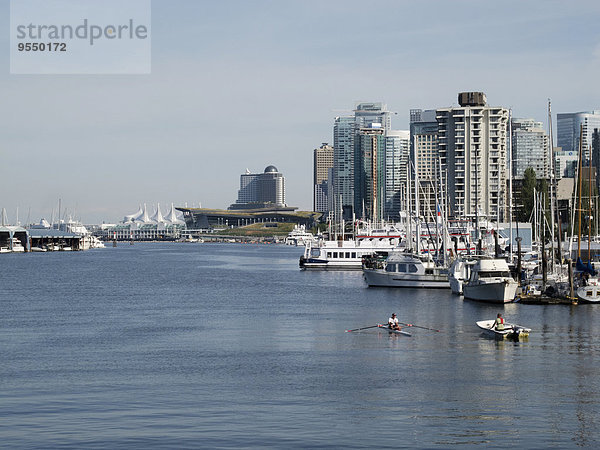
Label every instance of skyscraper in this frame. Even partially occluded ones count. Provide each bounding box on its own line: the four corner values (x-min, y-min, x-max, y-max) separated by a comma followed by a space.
313, 143, 334, 213
557, 111, 600, 161
410, 109, 440, 220
437, 92, 509, 220
511, 118, 550, 179
332, 103, 391, 220
384, 130, 410, 220
333, 116, 355, 220
354, 124, 385, 221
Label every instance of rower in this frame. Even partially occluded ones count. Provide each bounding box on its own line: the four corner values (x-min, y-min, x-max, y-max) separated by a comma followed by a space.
388, 313, 401, 330
494, 313, 505, 331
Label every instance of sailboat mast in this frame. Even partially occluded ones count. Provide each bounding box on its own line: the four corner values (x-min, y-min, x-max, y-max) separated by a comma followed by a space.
407, 144, 413, 252
548, 100, 562, 265
577, 124, 583, 259
413, 159, 421, 255
508, 109, 514, 261
589, 145, 593, 262
547, 100, 556, 270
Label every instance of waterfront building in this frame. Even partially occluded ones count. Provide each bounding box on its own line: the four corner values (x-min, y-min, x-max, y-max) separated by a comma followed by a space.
107, 203, 186, 241
511, 118, 550, 180
232, 166, 286, 208
178, 206, 319, 231
384, 130, 410, 220
436, 92, 510, 221
313, 143, 334, 213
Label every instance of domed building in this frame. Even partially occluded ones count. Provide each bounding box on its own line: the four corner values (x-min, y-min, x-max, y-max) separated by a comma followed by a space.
231, 165, 286, 209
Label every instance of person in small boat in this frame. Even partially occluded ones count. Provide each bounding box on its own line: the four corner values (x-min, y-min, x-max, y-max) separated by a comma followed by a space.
494, 313, 505, 331
388, 313, 401, 330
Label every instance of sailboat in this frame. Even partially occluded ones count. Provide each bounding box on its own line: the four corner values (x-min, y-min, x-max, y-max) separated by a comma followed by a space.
573, 129, 600, 303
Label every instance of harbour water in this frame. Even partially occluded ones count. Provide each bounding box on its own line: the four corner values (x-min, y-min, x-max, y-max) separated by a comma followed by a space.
2, 243, 600, 448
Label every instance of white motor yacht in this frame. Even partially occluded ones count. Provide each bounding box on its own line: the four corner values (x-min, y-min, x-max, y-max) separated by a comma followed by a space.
10, 237, 25, 252
362, 252, 449, 288
285, 225, 316, 247
463, 258, 518, 303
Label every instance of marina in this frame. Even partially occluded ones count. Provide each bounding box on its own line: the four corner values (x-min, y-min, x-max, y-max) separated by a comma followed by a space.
3, 1, 598, 448
2, 242, 599, 448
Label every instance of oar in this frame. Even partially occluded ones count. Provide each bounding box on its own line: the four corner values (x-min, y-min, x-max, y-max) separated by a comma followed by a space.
346, 324, 382, 332
398, 322, 441, 332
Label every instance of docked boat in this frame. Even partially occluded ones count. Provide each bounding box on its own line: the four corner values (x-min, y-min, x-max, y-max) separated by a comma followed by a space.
462, 258, 518, 303
300, 238, 399, 270
9, 237, 25, 252
362, 252, 449, 288
575, 276, 600, 303
284, 224, 316, 246
476, 320, 531, 339
448, 257, 477, 294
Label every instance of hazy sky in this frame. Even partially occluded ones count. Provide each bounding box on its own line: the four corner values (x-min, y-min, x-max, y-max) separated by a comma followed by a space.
1, 0, 600, 224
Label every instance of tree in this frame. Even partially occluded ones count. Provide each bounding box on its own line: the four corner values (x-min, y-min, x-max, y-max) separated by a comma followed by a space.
518, 168, 536, 222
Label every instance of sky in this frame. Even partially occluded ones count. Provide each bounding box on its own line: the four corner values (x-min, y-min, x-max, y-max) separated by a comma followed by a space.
1, 0, 600, 224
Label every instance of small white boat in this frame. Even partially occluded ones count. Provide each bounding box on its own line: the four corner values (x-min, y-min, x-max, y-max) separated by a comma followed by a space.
476, 320, 531, 339
378, 324, 412, 337
576, 277, 600, 303
363, 252, 449, 288
10, 237, 25, 252
463, 258, 518, 303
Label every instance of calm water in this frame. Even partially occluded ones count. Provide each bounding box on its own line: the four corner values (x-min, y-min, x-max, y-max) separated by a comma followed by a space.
2, 243, 600, 448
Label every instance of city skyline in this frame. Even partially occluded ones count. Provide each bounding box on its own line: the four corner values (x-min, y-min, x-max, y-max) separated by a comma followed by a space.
1, 0, 600, 223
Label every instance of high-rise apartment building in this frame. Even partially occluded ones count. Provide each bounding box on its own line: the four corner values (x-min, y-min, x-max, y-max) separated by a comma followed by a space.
437, 92, 509, 220
332, 102, 391, 220
511, 118, 550, 179
410, 109, 440, 220
354, 125, 386, 221
384, 130, 410, 220
333, 116, 355, 219
313, 143, 334, 213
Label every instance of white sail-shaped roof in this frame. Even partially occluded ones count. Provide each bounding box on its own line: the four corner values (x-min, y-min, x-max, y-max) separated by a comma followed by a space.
124, 204, 144, 223
150, 204, 165, 224
165, 203, 185, 225
135, 203, 152, 223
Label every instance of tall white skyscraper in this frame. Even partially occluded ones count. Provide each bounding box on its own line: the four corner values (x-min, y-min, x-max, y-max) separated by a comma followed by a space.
437, 92, 509, 220
410, 109, 440, 219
